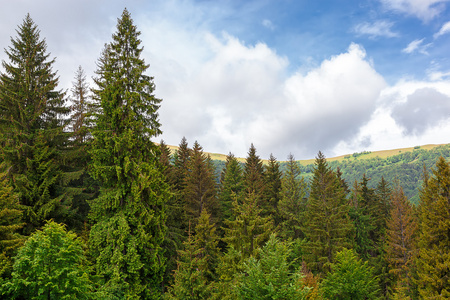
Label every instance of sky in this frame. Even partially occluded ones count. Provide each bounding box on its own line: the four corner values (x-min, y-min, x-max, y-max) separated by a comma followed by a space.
1, 0, 450, 160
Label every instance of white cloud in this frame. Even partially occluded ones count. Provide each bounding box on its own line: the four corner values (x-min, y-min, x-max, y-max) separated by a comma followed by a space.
380, 0, 449, 22
333, 79, 450, 155
154, 36, 386, 158
434, 21, 450, 38
262, 19, 275, 30
402, 38, 431, 54
354, 20, 399, 38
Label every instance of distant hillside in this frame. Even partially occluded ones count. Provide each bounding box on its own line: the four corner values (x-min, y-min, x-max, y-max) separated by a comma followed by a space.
166, 142, 450, 204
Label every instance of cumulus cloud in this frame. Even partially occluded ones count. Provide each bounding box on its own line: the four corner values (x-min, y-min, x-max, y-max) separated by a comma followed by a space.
380, 0, 449, 22
434, 21, 450, 38
155, 37, 386, 159
354, 20, 398, 38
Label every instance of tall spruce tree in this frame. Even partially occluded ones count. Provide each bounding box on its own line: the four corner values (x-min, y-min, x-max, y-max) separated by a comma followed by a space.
303, 151, 353, 274
0, 14, 69, 234
416, 156, 450, 298
88, 9, 169, 299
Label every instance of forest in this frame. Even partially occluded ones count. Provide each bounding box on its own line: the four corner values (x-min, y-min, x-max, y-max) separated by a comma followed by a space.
0, 8, 449, 300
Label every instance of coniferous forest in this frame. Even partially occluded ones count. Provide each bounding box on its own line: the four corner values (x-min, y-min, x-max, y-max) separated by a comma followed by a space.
1, 9, 450, 299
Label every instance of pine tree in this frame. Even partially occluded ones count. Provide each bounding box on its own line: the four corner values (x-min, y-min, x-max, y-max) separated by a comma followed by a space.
218, 153, 244, 223
88, 9, 169, 299
0, 14, 69, 234
303, 151, 353, 274
416, 156, 450, 298
0, 167, 24, 279
278, 153, 307, 240
184, 141, 219, 226
386, 183, 417, 298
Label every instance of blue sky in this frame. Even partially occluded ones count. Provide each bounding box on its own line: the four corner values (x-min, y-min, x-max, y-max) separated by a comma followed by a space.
1, 0, 450, 159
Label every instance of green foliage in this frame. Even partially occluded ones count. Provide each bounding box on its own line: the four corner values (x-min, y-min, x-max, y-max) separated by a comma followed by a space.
219, 153, 244, 223
88, 9, 169, 299
416, 156, 450, 298
166, 209, 220, 299
321, 248, 380, 299
263, 154, 282, 223
0, 14, 70, 234
303, 152, 354, 274
217, 192, 274, 298
184, 141, 219, 226
2, 220, 92, 299
386, 183, 418, 298
278, 153, 307, 240
223, 192, 274, 259
237, 234, 309, 300
0, 167, 24, 278
243, 144, 266, 201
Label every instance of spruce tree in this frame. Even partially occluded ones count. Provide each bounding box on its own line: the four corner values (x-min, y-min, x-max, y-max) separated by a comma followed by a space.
0, 167, 24, 279
278, 153, 307, 240
386, 184, 417, 298
166, 209, 220, 300
88, 9, 169, 299
416, 156, 450, 298
0, 14, 69, 234
243, 144, 265, 202
218, 152, 244, 223
303, 151, 353, 274
216, 192, 274, 299
264, 153, 282, 223
70, 65, 91, 144
184, 141, 219, 226
172, 137, 191, 192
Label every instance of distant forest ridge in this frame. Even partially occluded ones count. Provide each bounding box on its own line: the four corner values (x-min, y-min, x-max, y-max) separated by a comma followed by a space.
165, 142, 449, 204
165, 143, 446, 164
